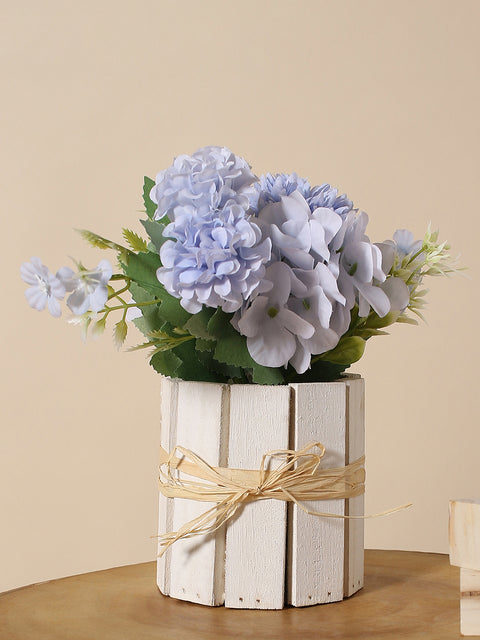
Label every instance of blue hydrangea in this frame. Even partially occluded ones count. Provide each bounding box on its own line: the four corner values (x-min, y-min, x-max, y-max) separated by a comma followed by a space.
157, 201, 271, 314
253, 172, 353, 216
150, 146, 257, 221
253, 173, 311, 211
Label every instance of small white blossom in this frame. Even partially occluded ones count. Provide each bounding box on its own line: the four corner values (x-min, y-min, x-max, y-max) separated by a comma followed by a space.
20, 257, 66, 318
61, 260, 113, 316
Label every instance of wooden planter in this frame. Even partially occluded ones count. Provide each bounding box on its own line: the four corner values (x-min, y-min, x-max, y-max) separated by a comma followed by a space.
157, 375, 365, 610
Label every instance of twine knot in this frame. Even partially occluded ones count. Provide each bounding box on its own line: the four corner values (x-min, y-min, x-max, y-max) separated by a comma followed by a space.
156, 441, 370, 556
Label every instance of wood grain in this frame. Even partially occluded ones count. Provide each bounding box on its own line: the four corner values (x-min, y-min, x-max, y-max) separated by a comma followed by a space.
0, 551, 462, 640
224, 385, 291, 609
158, 379, 228, 606
288, 382, 347, 606
449, 499, 480, 571
342, 376, 365, 598
461, 567, 480, 636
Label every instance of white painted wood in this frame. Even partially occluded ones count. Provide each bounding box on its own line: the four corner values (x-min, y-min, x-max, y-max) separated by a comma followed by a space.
287, 382, 347, 606
342, 376, 365, 598
159, 380, 228, 606
449, 499, 480, 571
157, 378, 365, 609
156, 376, 176, 597
224, 385, 291, 609
460, 567, 480, 636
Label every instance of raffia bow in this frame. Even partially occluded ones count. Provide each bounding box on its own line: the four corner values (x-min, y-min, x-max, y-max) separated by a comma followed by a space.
157, 441, 369, 556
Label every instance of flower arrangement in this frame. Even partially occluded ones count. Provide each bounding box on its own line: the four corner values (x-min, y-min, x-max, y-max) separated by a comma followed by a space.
21, 146, 456, 385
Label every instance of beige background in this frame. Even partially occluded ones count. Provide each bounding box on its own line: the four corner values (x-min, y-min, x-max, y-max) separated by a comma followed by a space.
1, 0, 478, 593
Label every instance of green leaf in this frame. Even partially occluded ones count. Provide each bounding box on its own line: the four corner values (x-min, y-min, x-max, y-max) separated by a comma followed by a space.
184, 308, 217, 339
76, 229, 129, 260
113, 319, 128, 349
356, 328, 389, 339
195, 337, 216, 352
365, 311, 401, 329
213, 331, 285, 385
287, 360, 348, 384
196, 349, 245, 382
396, 314, 419, 325
320, 336, 366, 365
140, 219, 168, 252
150, 349, 182, 377
123, 251, 190, 327
143, 176, 157, 219
207, 308, 234, 339
122, 228, 148, 252
174, 340, 222, 382
250, 362, 285, 385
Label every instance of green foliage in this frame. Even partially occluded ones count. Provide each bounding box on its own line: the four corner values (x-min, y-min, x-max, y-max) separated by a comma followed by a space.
122, 228, 148, 252
123, 251, 190, 327
318, 336, 366, 365
140, 219, 168, 252
184, 308, 216, 339
76, 229, 129, 261
142, 176, 157, 219
113, 319, 128, 349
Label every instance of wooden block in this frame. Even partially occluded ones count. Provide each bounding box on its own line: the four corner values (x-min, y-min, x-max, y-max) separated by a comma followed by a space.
224, 385, 291, 609
158, 380, 229, 606
287, 382, 347, 606
342, 376, 365, 598
449, 500, 480, 570
461, 567, 480, 636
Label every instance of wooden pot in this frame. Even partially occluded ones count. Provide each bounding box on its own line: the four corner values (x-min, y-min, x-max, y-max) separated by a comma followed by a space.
157, 375, 365, 609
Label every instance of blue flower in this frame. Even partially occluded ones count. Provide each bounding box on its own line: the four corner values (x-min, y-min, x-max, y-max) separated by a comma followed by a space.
150, 146, 257, 221
253, 172, 353, 216
253, 173, 311, 211
157, 201, 271, 314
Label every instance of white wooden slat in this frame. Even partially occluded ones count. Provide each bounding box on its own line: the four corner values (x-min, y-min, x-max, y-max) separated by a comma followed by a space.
224, 385, 291, 609
342, 376, 365, 598
287, 382, 347, 606
156, 376, 177, 597
161, 380, 229, 606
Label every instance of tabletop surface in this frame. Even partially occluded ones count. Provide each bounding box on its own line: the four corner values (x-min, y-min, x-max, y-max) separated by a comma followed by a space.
0, 550, 463, 639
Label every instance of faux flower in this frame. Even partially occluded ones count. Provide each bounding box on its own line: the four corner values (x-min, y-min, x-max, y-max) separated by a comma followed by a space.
236, 262, 315, 369
20, 258, 67, 318
157, 202, 271, 313
61, 260, 113, 315
150, 146, 257, 221
287, 264, 345, 373
255, 191, 342, 269
330, 211, 390, 318
253, 172, 353, 217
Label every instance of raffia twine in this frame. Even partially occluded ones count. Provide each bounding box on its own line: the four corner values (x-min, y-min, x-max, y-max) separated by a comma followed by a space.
157, 441, 410, 556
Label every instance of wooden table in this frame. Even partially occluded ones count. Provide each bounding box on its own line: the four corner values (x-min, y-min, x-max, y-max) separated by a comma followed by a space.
0, 550, 463, 639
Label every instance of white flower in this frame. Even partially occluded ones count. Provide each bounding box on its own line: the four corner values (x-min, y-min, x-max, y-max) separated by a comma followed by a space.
236, 262, 315, 369
20, 257, 66, 318
287, 265, 345, 373
256, 191, 342, 269
331, 211, 390, 318
61, 260, 113, 316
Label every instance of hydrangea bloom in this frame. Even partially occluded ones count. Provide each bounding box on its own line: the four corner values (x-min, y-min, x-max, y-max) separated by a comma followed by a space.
150, 146, 257, 220
157, 202, 271, 313
60, 260, 113, 315
252, 172, 353, 217
20, 257, 67, 317
236, 262, 315, 368
255, 191, 342, 269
